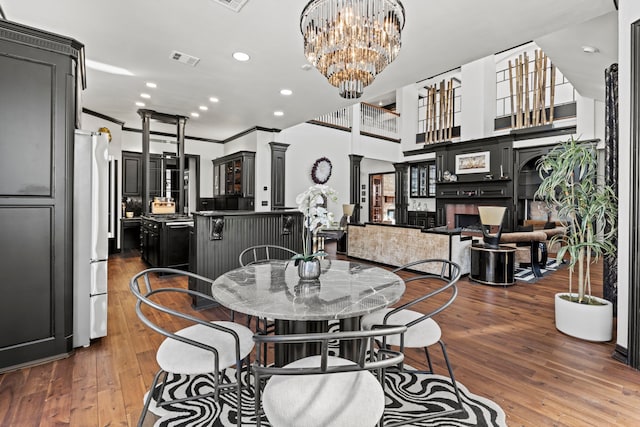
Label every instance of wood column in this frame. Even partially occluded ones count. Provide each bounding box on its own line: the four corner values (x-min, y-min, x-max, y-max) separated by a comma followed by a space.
393, 163, 409, 225
349, 155, 363, 223
269, 142, 289, 209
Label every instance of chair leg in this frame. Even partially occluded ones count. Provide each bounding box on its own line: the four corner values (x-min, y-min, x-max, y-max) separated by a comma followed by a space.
138, 369, 166, 427
235, 359, 243, 427
423, 347, 434, 373
438, 340, 463, 410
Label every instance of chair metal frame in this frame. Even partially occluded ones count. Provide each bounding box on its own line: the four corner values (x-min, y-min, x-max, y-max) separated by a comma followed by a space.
130, 267, 253, 427
252, 325, 407, 427
238, 244, 298, 359
369, 259, 465, 426
238, 244, 297, 266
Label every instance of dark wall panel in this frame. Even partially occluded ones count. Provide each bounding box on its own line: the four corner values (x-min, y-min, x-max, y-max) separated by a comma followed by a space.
192, 212, 304, 307
0, 54, 53, 196
0, 207, 52, 348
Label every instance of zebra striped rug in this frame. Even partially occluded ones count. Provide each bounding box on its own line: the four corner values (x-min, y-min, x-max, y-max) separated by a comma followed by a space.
514, 259, 561, 282
146, 367, 507, 426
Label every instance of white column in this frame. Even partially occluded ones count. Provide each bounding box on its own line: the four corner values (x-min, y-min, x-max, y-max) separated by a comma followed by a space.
460, 56, 496, 141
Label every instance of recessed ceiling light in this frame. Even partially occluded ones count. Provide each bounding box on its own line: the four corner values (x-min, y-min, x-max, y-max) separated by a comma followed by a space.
140, 93, 151, 99
233, 51, 250, 62
191, 112, 200, 118
86, 59, 134, 76
273, 111, 284, 117
135, 101, 145, 107
146, 82, 157, 88
280, 89, 293, 96
199, 105, 208, 111
209, 97, 219, 103
582, 45, 599, 54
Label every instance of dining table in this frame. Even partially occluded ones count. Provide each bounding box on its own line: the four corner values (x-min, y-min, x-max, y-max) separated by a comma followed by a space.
211, 259, 405, 366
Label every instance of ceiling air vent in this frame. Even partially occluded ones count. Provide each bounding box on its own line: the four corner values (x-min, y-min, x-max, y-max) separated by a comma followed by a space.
170, 50, 201, 67
210, 0, 249, 13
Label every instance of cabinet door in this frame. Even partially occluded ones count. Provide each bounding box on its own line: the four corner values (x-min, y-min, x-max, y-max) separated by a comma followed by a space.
242, 153, 256, 197
122, 152, 141, 196
407, 212, 418, 226
141, 228, 149, 263
225, 161, 234, 195
428, 163, 437, 197
147, 231, 160, 267
409, 162, 435, 198
213, 163, 221, 195
231, 159, 240, 195
410, 166, 419, 197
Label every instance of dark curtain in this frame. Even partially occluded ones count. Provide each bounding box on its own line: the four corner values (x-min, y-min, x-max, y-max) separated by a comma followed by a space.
604, 63, 619, 314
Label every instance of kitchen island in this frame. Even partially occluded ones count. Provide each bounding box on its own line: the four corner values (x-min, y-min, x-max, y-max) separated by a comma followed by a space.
347, 222, 473, 275
140, 214, 193, 269
189, 210, 304, 307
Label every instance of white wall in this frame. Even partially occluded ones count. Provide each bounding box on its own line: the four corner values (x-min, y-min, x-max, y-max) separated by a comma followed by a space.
276, 123, 352, 221
615, 1, 639, 351
224, 132, 258, 155
254, 130, 281, 211
460, 56, 496, 140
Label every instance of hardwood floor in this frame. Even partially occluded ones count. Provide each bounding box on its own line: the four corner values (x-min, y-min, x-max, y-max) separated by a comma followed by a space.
1, 250, 639, 426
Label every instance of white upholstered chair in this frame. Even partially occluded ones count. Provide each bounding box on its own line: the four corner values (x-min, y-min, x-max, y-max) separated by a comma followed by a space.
360, 259, 464, 424
130, 268, 255, 427
252, 325, 406, 427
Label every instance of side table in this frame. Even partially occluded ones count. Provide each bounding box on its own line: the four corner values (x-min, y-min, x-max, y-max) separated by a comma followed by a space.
469, 244, 516, 286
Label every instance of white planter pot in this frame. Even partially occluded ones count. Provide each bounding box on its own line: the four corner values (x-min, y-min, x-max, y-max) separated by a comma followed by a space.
555, 293, 613, 342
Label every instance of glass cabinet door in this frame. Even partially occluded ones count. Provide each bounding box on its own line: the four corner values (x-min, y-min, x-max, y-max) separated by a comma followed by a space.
410, 166, 419, 197
428, 163, 437, 197
409, 161, 435, 198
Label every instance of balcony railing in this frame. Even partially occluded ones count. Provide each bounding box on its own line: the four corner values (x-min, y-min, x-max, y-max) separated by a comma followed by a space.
360, 102, 400, 141
309, 107, 352, 131
309, 103, 400, 142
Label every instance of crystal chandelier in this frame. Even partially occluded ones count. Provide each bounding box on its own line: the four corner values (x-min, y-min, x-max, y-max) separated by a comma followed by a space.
300, 0, 405, 99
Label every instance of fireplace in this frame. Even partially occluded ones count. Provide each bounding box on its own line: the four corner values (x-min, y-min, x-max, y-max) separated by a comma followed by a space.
455, 213, 481, 230
443, 202, 510, 231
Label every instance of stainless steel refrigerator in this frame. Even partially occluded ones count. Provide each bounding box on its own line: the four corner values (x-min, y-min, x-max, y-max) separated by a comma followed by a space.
73, 130, 109, 347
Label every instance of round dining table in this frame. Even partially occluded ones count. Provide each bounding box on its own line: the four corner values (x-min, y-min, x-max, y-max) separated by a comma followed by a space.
211, 259, 405, 365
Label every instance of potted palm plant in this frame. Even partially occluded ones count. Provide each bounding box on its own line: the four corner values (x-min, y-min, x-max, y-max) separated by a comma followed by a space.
534, 136, 617, 341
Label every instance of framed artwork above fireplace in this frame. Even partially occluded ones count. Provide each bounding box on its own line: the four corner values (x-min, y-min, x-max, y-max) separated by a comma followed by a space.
455, 151, 490, 174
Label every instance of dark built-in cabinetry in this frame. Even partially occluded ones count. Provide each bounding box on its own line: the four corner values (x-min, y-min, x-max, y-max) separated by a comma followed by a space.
213, 151, 255, 210
408, 211, 436, 229
432, 138, 514, 230
514, 145, 554, 225
0, 21, 83, 370
122, 151, 162, 199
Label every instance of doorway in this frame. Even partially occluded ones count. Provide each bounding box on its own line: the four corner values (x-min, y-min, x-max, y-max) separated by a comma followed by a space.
162, 152, 200, 215
369, 173, 395, 223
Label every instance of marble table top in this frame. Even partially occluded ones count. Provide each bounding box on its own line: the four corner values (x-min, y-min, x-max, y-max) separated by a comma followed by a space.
211, 260, 405, 321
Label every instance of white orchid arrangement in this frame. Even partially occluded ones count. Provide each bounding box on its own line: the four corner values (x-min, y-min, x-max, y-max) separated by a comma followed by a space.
294, 184, 338, 263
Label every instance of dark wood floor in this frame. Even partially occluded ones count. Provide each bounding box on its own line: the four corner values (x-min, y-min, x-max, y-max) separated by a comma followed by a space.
1, 249, 639, 426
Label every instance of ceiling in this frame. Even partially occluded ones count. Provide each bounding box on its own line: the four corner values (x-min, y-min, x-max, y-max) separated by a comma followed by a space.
0, 0, 617, 141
